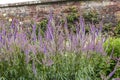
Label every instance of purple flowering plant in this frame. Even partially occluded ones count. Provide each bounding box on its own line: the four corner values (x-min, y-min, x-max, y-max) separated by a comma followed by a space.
0, 12, 119, 80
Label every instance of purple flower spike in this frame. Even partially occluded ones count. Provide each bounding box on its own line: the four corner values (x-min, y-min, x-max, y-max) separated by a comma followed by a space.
14, 30, 17, 40
46, 15, 54, 40
31, 24, 37, 42
45, 10, 54, 40
49, 10, 53, 22
0, 33, 2, 42
96, 28, 99, 36
24, 49, 30, 64
108, 69, 116, 79
32, 61, 37, 75
38, 30, 43, 48
32, 24, 36, 33
79, 16, 85, 33
46, 59, 54, 66
75, 22, 80, 34
2, 29, 6, 36
64, 18, 68, 28
10, 19, 15, 29
44, 44, 47, 55
42, 58, 54, 66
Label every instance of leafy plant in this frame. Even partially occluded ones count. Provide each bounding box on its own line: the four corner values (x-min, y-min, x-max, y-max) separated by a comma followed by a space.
0, 12, 119, 80
104, 38, 120, 79
114, 21, 120, 37
104, 38, 120, 58
37, 19, 48, 36
67, 13, 78, 23
83, 10, 100, 24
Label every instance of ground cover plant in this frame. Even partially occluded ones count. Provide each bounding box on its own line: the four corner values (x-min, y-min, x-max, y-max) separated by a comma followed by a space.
0, 12, 120, 80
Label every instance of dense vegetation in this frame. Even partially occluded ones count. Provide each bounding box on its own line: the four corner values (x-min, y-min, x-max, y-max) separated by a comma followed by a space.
0, 11, 120, 80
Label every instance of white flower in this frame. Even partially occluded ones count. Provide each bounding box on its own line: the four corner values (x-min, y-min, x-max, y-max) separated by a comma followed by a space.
3, 13, 6, 17
9, 18, 12, 22
19, 22, 23, 25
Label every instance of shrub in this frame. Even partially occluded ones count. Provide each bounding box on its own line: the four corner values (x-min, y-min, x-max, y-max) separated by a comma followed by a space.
104, 38, 120, 78
83, 10, 100, 24
104, 38, 120, 58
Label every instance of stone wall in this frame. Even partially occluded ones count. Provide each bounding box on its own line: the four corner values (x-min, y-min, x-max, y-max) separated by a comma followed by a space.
0, 0, 120, 25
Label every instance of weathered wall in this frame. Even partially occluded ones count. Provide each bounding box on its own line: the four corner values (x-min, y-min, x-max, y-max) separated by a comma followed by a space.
0, 0, 120, 25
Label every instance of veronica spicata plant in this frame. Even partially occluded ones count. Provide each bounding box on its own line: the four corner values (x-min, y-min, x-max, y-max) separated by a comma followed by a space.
0, 11, 116, 80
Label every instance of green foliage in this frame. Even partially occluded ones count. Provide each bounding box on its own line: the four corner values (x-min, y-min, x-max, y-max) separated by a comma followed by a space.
104, 38, 120, 58
66, 9, 100, 33
99, 20, 120, 37
0, 48, 113, 80
103, 23, 112, 32
66, 6, 79, 23
83, 10, 99, 24
0, 47, 35, 80
104, 38, 120, 78
67, 13, 78, 23
36, 19, 48, 36
114, 21, 120, 37
62, 6, 79, 33
65, 6, 79, 33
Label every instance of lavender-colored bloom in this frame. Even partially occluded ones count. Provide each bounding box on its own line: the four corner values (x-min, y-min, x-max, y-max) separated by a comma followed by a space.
10, 19, 15, 29
32, 24, 37, 42
96, 28, 99, 36
75, 22, 80, 34
32, 24, 36, 33
30, 45, 37, 55
32, 33, 37, 42
45, 28, 53, 40
44, 44, 47, 55
80, 17, 85, 34
32, 61, 37, 75
14, 31, 17, 40
57, 33, 64, 51
2, 29, 6, 36
69, 32, 72, 41
0, 33, 2, 42
49, 10, 53, 22
108, 69, 116, 78
42, 58, 54, 66
31, 24, 37, 42
7, 33, 12, 42
46, 26, 54, 40
46, 59, 54, 66
45, 11, 54, 40
71, 35, 78, 51
38, 30, 43, 48
64, 18, 68, 28
24, 49, 29, 64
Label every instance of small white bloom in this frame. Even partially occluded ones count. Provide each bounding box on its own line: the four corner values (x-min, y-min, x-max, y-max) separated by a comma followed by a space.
9, 18, 12, 22
65, 40, 71, 47
3, 13, 6, 17
19, 22, 23, 25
